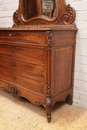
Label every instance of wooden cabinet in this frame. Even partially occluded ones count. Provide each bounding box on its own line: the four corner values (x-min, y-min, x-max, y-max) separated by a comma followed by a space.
0, 0, 77, 123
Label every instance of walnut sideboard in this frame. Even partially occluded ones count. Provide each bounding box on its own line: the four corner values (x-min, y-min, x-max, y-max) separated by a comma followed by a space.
0, 25, 77, 122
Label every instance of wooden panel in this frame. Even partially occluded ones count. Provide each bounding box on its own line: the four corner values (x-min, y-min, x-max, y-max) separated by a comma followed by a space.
0, 68, 45, 94
0, 31, 46, 44
52, 31, 76, 45
0, 45, 45, 63
0, 80, 45, 106
0, 56, 44, 77
51, 47, 73, 96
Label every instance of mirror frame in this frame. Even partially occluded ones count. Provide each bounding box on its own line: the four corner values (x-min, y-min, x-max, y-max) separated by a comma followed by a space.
13, 0, 76, 26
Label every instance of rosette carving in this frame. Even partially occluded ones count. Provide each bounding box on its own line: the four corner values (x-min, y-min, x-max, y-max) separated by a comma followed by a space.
58, 4, 76, 24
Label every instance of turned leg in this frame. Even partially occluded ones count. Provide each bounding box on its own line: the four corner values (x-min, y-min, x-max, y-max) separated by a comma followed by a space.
46, 95, 52, 123
66, 95, 73, 105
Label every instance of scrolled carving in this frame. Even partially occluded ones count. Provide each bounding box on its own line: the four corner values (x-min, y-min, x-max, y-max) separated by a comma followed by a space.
47, 84, 51, 95
13, 10, 21, 26
47, 31, 52, 45
58, 4, 76, 24
47, 31, 52, 50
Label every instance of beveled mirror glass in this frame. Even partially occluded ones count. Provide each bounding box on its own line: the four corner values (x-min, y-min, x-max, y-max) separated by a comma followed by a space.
23, 0, 58, 21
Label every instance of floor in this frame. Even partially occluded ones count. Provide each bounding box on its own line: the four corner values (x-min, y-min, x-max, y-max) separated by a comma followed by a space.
0, 90, 87, 130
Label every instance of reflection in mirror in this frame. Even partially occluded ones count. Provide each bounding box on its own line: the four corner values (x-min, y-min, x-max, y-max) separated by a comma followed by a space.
23, 0, 58, 20
23, 0, 37, 20
42, 0, 58, 18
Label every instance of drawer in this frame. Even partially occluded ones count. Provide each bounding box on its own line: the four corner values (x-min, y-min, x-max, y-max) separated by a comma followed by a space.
0, 31, 46, 44
0, 45, 45, 63
0, 68, 45, 94
0, 57, 44, 77
0, 31, 14, 41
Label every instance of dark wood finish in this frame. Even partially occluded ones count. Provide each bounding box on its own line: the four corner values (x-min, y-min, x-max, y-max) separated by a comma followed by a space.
13, 0, 76, 26
0, 0, 77, 123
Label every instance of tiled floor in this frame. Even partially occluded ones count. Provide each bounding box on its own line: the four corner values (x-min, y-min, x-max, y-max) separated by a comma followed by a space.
0, 90, 87, 130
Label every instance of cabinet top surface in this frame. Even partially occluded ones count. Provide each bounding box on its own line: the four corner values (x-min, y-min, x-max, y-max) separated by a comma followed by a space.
0, 25, 77, 31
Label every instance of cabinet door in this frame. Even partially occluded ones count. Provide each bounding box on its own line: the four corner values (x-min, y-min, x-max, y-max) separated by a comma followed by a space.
51, 47, 74, 96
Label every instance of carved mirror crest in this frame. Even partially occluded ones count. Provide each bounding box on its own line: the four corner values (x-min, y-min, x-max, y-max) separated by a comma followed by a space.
13, 0, 76, 26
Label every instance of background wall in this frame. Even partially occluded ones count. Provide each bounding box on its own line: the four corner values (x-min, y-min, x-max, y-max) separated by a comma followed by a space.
0, 0, 87, 108
67, 0, 87, 108
0, 0, 18, 27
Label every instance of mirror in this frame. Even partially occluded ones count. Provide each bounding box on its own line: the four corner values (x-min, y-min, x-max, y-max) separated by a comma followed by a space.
23, 0, 37, 20
42, 0, 58, 18
23, 0, 58, 21
13, 0, 76, 26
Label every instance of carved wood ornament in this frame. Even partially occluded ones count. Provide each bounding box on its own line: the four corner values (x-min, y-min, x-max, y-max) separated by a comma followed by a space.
13, 0, 76, 26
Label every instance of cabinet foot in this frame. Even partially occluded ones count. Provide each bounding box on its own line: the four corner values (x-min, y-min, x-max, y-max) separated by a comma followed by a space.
47, 115, 51, 123
66, 95, 73, 105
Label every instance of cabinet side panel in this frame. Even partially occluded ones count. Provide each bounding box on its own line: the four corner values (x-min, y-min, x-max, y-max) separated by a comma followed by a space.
51, 47, 73, 96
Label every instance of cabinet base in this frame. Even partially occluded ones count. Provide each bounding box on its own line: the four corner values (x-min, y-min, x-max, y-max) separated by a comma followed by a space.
0, 80, 73, 123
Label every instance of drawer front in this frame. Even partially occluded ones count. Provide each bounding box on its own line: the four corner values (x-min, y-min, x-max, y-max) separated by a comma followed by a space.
0, 31, 14, 41
0, 31, 46, 44
0, 68, 45, 94
0, 57, 44, 77
0, 45, 45, 63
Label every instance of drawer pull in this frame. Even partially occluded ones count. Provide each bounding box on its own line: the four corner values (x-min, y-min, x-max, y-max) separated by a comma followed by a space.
9, 33, 14, 37
8, 85, 21, 98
